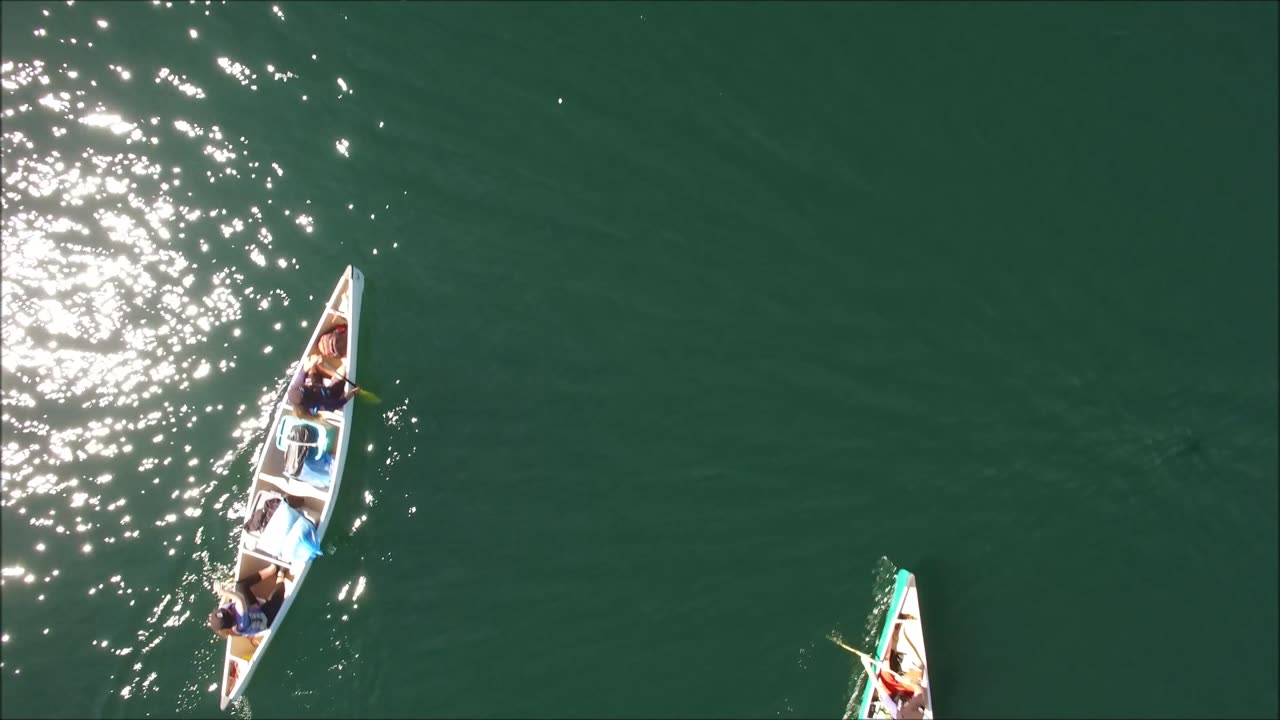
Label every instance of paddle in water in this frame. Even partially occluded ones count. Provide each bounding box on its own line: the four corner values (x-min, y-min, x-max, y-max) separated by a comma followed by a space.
829, 634, 922, 692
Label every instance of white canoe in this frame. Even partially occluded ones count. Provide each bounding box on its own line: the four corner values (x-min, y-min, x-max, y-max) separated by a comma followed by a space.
218, 265, 364, 710
846, 570, 933, 720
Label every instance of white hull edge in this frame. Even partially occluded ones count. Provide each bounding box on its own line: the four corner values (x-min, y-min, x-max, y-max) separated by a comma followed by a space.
218, 266, 363, 710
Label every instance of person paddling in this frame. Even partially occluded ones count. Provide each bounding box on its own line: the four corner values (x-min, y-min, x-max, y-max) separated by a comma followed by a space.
860, 654, 926, 720
287, 355, 357, 419
208, 565, 286, 638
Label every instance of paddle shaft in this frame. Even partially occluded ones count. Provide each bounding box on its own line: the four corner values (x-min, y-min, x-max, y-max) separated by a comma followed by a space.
322, 366, 379, 403
321, 368, 357, 390
327, 368, 373, 398
830, 638, 919, 688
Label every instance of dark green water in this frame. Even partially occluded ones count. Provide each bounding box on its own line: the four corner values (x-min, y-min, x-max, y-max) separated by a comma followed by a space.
2, 2, 1276, 718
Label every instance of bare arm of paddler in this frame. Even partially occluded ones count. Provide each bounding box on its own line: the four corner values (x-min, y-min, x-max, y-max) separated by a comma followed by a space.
209, 582, 249, 639
212, 581, 247, 614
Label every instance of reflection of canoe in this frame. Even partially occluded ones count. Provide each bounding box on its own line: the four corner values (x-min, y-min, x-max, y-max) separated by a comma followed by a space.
218, 265, 363, 710
847, 570, 933, 720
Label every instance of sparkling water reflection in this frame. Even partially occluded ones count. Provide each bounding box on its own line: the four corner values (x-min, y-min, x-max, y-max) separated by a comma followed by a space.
0, 1, 398, 711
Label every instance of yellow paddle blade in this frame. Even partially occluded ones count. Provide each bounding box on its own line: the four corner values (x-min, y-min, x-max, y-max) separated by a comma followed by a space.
356, 387, 381, 404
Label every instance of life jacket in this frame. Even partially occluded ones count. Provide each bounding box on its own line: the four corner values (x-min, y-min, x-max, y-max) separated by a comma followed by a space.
316, 325, 347, 359
223, 599, 268, 636
300, 374, 346, 412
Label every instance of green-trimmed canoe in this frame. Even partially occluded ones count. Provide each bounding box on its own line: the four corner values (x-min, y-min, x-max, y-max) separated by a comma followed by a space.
845, 570, 933, 720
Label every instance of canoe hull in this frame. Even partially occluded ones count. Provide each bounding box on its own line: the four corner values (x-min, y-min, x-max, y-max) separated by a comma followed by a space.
218, 266, 363, 710
848, 569, 933, 720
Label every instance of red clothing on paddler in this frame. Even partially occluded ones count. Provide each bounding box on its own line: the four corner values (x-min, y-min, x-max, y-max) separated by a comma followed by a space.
879, 668, 919, 698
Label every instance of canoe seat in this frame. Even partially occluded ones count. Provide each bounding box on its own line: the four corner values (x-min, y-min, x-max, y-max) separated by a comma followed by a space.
259, 473, 329, 500
275, 415, 330, 456
275, 416, 334, 489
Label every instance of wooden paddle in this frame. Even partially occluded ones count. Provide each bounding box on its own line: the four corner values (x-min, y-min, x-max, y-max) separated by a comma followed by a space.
828, 636, 921, 690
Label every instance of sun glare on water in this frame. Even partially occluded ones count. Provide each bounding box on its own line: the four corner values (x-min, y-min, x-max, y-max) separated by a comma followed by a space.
0, 2, 330, 710
1, 2, 427, 713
